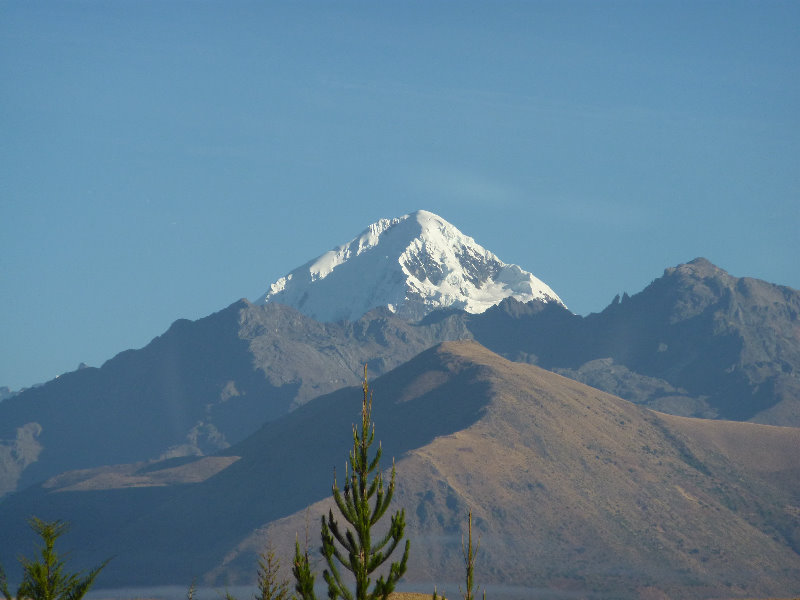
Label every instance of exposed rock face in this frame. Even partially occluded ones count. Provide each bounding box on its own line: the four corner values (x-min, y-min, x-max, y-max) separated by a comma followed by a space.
0, 422, 42, 497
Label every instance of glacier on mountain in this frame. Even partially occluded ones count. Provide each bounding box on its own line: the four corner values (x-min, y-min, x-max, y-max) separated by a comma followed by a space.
257, 210, 564, 322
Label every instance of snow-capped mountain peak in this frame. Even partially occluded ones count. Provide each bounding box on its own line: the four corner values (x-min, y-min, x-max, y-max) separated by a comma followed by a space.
257, 210, 564, 322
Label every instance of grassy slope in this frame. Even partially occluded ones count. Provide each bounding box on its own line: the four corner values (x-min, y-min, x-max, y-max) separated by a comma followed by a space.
217, 342, 800, 600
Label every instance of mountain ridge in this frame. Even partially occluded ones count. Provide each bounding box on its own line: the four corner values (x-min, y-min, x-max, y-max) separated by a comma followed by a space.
2, 256, 799, 500
468, 256, 800, 423
3, 202, 798, 600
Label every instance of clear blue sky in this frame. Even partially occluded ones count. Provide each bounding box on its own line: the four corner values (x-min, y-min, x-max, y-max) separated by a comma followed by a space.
2, 1, 798, 390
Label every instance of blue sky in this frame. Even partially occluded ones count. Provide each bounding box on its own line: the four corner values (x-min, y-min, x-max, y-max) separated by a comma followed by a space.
1, 1, 798, 390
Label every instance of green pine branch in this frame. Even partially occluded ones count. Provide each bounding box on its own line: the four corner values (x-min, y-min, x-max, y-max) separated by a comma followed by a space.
315, 365, 409, 600
0, 517, 110, 600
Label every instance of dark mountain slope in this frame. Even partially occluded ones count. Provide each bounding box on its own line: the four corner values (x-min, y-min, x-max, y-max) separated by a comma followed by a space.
469, 258, 800, 424
0, 300, 263, 493
0, 301, 469, 497
581, 258, 800, 420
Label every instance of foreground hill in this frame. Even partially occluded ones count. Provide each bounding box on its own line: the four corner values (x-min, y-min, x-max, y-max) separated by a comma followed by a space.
2, 341, 797, 599
216, 342, 800, 599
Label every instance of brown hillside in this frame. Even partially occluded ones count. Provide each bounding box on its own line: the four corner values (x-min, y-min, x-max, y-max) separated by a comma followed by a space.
214, 341, 800, 600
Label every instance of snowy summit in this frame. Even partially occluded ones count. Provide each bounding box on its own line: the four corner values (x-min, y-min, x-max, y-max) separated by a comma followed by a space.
257, 210, 565, 322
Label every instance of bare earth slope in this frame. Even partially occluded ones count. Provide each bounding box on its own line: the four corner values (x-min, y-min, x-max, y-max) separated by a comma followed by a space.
205, 342, 800, 600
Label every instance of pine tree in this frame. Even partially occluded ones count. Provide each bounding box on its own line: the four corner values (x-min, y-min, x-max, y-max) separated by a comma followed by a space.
255, 543, 290, 600
0, 517, 110, 600
317, 366, 410, 600
459, 511, 483, 600
224, 542, 290, 600
292, 536, 316, 600
0, 563, 10, 600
